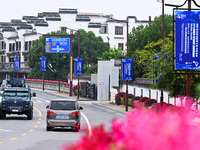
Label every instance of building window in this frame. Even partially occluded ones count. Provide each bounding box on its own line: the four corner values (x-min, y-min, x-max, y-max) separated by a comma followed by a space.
29, 41, 32, 50
115, 26, 123, 35
9, 57, 14, 62
118, 43, 124, 50
24, 56, 27, 61
19, 41, 21, 51
25, 42, 28, 51
99, 26, 107, 34
9, 43, 15, 52
60, 27, 67, 31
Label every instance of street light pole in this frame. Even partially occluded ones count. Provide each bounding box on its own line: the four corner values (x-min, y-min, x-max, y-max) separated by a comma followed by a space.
106, 36, 110, 52
69, 30, 73, 97
125, 21, 129, 112
77, 31, 80, 99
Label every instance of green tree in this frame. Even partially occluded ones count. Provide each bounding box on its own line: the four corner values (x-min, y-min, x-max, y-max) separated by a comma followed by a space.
129, 14, 173, 55
97, 47, 126, 61
129, 14, 173, 78
27, 29, 108, 81
136, 33, 200, 99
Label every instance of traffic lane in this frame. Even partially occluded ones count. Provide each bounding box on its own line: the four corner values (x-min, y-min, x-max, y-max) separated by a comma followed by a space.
0, 107, 41, 144
0, 103, 87, 150
79, 101, 125, 131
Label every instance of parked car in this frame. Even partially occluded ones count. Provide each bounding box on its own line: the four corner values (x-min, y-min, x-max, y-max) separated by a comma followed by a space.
46, 99, 83, 132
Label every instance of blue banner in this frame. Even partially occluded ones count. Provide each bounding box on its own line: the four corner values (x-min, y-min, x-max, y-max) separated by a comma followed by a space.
175, 11, 200, 70
122, 59, 133, 80
154, 53, 160, 84
40, 57, 47, 71
75, 58, 83, 75
14, 58, 20, 70
45, 38, 70, 53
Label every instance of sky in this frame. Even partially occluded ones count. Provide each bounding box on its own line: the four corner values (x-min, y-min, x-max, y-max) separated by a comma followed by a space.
0, 0, 200, 22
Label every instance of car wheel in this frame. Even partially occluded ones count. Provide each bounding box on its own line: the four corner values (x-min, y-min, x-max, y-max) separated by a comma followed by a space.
46, 126, 52, 131
72, 124, 80, 132
0, 110, 5, 119
27, 109, 33, 120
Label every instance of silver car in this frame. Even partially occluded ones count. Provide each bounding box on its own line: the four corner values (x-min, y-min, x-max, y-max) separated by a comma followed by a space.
46, 99, 83, 132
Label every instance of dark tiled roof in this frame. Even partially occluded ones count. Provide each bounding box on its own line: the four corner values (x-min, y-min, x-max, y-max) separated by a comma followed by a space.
59, 8, 78, 14
22, 16, 38, 20
34, 22, 48, 27
1, 27, 16, 32
16, 25, 33, 30
88, 22, 101, 28
76, 16, 91, 22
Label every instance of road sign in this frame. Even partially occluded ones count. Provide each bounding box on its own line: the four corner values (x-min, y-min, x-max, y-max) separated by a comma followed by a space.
14, 58, 20, 70
40, 57, 47, 71
75, 58, 83, 75
45, 38, 70, 53
175, 10, 200, 70
122, 59, 133, 80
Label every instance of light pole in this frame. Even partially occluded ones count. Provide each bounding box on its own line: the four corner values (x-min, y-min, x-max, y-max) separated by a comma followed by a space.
66, 28, 81, 99
106, 36, 110, 52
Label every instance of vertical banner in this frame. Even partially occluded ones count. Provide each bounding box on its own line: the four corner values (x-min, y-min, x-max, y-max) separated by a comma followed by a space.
75, 58, 83, 75
122, 59, 133, 80
14, 58, 20, 70
40, 57, 47, 71
175, 10, 200, 70
154, 53, 160, 84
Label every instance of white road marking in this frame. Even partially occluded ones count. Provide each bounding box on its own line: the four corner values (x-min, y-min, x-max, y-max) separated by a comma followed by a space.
0, 129, 12, 132
32, 97, 50, 103
81, 112, 92, 137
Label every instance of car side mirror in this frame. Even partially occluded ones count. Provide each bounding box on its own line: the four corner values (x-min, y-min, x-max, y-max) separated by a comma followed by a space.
32, 92, 36, 97
79, 106, 83, 110
46, 105, 49, 109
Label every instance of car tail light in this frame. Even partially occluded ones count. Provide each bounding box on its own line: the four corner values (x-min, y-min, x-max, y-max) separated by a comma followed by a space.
72, 111, 79, 115
74, 124, 78, 127
47, 111, 54, 115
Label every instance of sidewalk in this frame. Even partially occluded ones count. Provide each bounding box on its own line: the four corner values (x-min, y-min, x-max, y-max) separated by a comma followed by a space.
36, 88, 132, 115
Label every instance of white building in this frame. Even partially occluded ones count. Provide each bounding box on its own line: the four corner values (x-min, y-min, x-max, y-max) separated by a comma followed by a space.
0, 8, 150, 81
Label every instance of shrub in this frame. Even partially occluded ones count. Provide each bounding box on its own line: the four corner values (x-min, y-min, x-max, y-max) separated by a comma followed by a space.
138, 97, 149, 102
115, 92, 125, 105
123, 94, 133, 106
153, 102, 168, 113
131, 100, 143, 109
144, 99, 157, 107
72, 85, 81, 96
132, 96, 141, 101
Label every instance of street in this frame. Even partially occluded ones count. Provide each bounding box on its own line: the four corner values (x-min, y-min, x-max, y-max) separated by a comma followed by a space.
0, 89, 125, 150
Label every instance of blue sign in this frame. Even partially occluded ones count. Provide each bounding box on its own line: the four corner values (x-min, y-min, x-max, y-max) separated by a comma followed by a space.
45, 38, 70, 53
154, 53, 160, 84
175, 11, 200, 70
14, 58, 20, 70
40, 57, 47, 71
75, 58, 83, 75
122, 59, 133, 80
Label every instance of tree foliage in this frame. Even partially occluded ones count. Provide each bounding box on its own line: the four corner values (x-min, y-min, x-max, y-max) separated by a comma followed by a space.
27, 29, 108, 81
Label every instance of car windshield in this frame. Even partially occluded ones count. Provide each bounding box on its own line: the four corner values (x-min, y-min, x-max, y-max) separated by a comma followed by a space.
50, 101, 76, 110
16, 91, 29, 97
4, 91, 28, 97
4, 91, 16, 96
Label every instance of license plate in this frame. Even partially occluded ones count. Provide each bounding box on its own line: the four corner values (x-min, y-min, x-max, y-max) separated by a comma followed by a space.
12, 109, 19, 112
58, 115, 67, 118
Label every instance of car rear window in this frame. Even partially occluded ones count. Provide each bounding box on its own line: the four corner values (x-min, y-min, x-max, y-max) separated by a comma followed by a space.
50, 101, 76, 110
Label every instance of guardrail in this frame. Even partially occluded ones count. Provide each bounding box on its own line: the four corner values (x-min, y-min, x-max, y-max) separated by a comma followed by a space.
26, 82, 69, 93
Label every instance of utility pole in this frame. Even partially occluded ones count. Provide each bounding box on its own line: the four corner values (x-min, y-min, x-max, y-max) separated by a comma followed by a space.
187, 0, 191, 97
